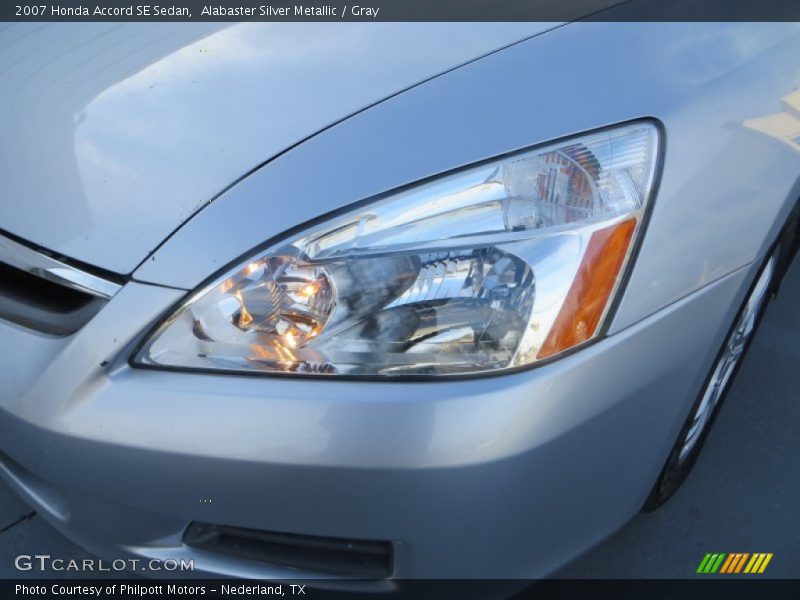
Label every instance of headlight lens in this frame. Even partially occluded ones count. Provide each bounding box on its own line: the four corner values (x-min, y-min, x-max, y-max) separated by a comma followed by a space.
134, 122, 660, 377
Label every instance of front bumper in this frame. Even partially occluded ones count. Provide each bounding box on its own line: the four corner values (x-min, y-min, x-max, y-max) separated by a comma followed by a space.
0, 267, 748, 580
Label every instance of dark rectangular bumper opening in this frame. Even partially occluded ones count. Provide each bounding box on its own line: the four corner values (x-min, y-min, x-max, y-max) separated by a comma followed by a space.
183, 521, 394, 578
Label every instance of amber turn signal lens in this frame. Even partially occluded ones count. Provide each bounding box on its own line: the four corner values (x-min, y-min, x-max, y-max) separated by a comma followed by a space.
538, 219, 637, 359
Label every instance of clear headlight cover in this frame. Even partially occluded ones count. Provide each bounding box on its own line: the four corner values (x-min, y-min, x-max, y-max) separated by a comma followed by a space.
134, 122, 660, 377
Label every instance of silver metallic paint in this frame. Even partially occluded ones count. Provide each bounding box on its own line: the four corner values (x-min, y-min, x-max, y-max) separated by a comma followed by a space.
132, 22, 800, 335
0, 22, 552, 274
0, 21, 799, 580
0, 269, 749, 577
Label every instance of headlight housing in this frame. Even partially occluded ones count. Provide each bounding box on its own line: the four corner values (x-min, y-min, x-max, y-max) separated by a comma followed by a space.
134, 122, 660, 378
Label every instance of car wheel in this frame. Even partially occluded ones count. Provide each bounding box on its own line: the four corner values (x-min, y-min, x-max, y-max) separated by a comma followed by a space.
643, 248, 778, 510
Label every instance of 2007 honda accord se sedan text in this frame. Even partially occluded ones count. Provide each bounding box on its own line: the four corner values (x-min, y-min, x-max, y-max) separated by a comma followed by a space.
0, 19, 799, 583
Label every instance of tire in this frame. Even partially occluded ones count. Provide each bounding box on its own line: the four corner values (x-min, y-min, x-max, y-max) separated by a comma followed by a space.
643, 247, 779, 511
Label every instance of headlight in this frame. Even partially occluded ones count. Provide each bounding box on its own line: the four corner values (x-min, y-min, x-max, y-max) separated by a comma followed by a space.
134, 122, 660, 378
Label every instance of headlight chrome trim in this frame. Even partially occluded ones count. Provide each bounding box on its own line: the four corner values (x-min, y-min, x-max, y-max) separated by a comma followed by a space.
130, 118, 665, 381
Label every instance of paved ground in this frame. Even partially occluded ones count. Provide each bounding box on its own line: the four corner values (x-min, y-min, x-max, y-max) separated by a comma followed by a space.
1, 262, 798, 580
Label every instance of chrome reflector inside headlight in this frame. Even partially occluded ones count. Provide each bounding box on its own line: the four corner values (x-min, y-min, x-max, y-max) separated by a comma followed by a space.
135, 122, 660, 377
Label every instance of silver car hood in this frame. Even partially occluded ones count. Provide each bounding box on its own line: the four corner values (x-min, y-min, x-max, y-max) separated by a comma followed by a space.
0, 22, 555, 274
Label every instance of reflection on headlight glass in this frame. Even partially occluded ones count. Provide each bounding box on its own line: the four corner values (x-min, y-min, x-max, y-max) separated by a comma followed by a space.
136, 122, 660, 377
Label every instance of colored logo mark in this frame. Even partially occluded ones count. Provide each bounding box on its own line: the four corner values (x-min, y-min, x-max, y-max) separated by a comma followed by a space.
696, 553, 773, 574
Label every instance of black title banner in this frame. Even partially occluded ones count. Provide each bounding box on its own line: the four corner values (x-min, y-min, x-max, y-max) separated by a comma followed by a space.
3, 0, 800, 22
